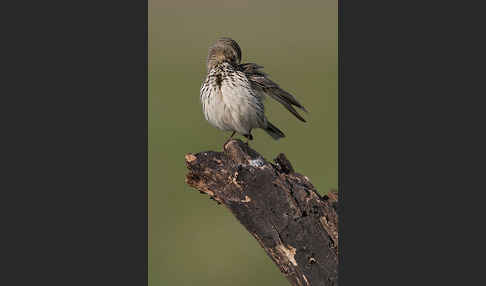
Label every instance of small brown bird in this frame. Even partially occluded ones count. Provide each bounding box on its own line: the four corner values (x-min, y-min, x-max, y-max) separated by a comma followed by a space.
200, 37, 307, 142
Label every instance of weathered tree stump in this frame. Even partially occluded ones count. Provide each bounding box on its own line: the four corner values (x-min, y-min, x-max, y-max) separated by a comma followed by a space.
185, 139, 338, 286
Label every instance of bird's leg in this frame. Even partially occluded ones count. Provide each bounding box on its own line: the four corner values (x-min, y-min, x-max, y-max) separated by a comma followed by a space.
243, 133, 253, 145
224, 131, 236, 145
227, 131, 236, 141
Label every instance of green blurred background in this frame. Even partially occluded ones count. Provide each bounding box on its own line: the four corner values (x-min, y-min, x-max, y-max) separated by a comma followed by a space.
149, 0, 337, 285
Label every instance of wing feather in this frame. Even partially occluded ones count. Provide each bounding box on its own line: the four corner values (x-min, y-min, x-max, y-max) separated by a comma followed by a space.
239, 63, 308, 122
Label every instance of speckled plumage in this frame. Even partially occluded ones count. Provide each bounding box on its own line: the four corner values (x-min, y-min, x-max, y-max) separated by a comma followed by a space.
200, 37, 307, 141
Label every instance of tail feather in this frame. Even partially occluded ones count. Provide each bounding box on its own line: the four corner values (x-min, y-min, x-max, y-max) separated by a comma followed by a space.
265, 122, 285, 140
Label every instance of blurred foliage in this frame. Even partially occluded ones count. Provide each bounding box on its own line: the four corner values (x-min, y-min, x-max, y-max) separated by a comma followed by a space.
149, 0, 337, 285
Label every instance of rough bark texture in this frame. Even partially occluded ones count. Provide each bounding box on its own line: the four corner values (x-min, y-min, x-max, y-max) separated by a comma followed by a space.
185, 139, 338, 286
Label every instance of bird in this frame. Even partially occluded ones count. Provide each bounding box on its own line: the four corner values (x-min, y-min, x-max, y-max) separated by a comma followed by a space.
200, 37, 307, 143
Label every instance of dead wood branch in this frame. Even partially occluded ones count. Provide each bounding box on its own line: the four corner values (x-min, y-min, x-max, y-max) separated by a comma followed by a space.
185, 139, 338, 286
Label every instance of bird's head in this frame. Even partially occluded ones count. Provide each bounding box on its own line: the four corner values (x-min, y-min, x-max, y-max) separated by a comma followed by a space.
206, 37, 242, 71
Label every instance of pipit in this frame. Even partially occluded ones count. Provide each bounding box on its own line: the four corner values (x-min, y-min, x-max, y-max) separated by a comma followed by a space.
200, 37, 307, 143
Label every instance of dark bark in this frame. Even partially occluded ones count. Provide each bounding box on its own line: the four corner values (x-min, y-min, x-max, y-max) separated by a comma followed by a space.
185, 139, 338, 286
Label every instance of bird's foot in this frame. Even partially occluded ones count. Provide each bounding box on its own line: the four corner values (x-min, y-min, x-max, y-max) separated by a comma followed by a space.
243, 133, 253, 145
224, 131, 237, 148
224, 131, 236, 145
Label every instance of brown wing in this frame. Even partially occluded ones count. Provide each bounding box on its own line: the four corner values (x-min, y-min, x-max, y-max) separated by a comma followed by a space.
239, 63, 308, 122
